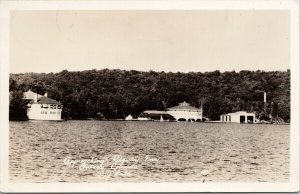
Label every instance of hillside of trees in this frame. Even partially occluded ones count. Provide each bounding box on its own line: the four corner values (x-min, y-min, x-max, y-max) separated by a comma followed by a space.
9, 69, 290, 122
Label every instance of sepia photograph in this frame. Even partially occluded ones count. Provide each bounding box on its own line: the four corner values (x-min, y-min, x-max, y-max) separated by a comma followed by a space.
0, 0, 299, 192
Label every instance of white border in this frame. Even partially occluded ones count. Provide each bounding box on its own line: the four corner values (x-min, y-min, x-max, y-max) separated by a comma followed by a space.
0, 0, 299, 192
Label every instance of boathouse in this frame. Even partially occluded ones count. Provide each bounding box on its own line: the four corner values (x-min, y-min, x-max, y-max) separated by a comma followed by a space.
24, 90, 62, 121
220, 111, 256, 123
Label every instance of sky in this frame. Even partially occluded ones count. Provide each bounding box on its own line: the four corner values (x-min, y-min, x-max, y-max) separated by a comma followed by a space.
10, 10, 290, 73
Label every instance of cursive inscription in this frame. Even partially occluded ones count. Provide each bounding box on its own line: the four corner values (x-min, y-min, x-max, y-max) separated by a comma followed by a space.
63, 154, 160, 180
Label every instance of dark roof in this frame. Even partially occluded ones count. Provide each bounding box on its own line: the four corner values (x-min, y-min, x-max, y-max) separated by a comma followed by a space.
31, 96, 61, 105
167, 101, 199, 110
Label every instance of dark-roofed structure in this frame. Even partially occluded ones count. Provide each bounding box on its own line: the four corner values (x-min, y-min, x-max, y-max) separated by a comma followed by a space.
31, 96, 61, 105
24, 90, 63, 121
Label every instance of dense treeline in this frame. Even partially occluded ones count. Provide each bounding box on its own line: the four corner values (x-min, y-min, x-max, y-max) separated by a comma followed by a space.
9, 69, 290, 122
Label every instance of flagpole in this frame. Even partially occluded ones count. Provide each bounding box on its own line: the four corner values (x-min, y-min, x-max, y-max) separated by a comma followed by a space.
264, 92, 267, 113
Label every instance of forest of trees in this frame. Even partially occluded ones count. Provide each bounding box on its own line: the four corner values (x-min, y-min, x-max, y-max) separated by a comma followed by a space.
9, 69, 290, 122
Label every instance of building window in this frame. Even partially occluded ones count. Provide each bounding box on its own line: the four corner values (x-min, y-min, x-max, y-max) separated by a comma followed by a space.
41, 111, 43, 114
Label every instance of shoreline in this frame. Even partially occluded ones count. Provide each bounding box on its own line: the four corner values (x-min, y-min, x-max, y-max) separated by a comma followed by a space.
9, 119, 290, 125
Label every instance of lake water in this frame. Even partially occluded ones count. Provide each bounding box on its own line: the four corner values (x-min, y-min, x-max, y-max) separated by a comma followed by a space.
9, 121, 289, 183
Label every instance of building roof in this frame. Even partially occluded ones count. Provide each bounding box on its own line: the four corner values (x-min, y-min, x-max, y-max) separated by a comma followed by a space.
144, 110, 169, 114
30, 96, 61, 105
223, 111, 255, 116
167, 101, 199, 111
36, 96, 60, 105
24, 90, 60, 105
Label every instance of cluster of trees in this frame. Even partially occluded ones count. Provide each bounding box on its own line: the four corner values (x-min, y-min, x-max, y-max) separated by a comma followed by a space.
9, 69, 290, 122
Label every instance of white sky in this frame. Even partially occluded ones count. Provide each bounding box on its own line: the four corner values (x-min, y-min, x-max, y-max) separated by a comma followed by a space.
10, 10, 290, 73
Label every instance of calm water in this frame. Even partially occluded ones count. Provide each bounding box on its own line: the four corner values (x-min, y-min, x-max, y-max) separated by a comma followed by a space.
9, 121, 289, 183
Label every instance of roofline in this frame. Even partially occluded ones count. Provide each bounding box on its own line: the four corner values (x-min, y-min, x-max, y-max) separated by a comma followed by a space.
167, 108, 200, 110
31, 102, 61, 105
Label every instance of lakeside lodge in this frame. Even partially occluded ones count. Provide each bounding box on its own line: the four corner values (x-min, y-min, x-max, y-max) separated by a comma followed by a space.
135, 101, 203, 122
23, 90, 62, 121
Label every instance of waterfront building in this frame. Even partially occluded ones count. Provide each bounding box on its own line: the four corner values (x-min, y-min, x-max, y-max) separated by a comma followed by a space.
220, 111, 256, 123
24, 90, 62, 121
166, 101, 203, 121
140, 101, 203, 122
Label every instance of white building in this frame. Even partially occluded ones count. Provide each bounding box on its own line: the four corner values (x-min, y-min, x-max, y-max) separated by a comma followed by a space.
166, 101, 203, 121
142, 101, 203, 122
24, 90, 62, 121
220, 111, 256, 123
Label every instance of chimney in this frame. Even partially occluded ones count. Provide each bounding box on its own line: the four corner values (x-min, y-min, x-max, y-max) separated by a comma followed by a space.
264, 92, 266, 104
44, 92, 48, 97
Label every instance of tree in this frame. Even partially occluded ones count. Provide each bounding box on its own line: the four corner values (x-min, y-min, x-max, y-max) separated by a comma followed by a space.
9, 69, 290, 122
9, 90, 28, 120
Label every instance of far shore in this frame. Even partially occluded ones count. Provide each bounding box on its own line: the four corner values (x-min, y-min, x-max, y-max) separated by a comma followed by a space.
9, 118, 290, 125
